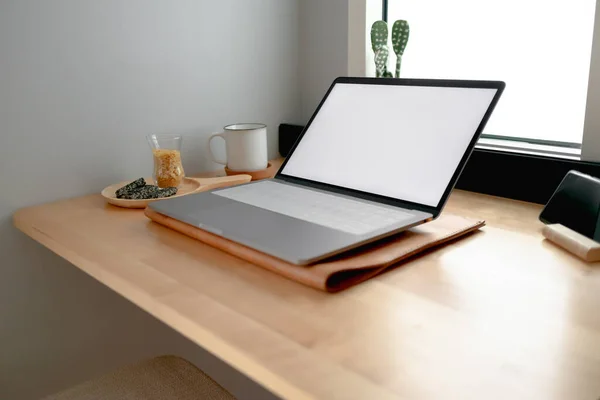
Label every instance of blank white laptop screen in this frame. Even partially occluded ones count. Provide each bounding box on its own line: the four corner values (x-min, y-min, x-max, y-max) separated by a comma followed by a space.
281, 83, 498, 207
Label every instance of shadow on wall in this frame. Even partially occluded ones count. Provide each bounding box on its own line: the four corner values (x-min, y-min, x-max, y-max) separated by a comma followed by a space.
180, 130, 229, 176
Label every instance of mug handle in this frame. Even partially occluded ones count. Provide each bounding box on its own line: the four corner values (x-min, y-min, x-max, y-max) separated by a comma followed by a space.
207, 132, 227, 165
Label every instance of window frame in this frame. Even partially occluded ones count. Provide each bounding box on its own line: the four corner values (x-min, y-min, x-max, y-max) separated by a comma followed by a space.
377, 0, 600, 161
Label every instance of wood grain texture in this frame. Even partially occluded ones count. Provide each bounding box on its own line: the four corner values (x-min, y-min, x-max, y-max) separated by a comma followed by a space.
13, 160, 600, 400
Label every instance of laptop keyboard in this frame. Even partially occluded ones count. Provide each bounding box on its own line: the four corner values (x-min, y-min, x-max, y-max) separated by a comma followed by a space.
213, 180, 413, 235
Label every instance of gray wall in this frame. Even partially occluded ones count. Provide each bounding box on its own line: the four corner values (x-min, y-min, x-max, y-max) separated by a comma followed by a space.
299, 0, 350, 122
0, 1, 299, 398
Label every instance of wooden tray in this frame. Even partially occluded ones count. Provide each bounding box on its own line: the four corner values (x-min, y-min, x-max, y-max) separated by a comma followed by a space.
225, 162, 277, 181
101, 175, 252, 209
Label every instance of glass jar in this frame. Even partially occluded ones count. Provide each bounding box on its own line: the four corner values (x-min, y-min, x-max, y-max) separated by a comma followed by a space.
146, 134, 185, 188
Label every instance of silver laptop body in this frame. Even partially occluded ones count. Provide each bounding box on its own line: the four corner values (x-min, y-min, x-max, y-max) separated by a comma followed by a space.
150, 77, 504, 265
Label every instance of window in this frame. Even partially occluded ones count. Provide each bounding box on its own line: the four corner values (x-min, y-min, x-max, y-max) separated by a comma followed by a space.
379, 0, 599, 158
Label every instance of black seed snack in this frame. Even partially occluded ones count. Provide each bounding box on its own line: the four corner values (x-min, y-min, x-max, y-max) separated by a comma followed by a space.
120, 185, 178, 200
157, 187, 178, 198
115, 177, 146, 198
121, 185, 160, 199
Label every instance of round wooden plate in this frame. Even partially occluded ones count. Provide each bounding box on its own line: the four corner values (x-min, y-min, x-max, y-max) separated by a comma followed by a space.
101, 175, 252, 209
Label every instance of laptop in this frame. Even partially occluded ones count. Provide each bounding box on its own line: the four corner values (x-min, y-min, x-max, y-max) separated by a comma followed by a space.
150, 77, 505, 264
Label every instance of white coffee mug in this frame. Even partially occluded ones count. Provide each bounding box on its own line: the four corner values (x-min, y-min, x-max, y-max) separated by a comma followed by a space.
207, 123, 268, 171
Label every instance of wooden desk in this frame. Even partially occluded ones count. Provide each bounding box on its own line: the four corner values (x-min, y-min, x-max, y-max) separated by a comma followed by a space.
13, 165, 600, 400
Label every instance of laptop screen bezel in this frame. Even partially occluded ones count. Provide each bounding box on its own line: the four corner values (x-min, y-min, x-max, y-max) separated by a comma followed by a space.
275, 77, 505, 218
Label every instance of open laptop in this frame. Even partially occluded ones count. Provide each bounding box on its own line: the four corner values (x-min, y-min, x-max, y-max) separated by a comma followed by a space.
150, 77, 505, 264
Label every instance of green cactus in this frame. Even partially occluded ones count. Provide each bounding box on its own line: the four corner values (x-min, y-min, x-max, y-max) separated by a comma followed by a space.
371, 20, 388, 52
371, 21, 389, 77
391, 20, 410, 78
374, 45, 389, 78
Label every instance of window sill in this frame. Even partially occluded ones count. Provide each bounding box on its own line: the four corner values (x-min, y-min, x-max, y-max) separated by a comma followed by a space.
476, 137, 581, 161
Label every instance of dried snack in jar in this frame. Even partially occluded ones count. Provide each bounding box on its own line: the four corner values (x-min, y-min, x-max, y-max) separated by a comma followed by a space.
152, 149, 185, 188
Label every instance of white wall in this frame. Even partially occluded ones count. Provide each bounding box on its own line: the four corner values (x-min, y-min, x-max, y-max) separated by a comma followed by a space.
0, 1, 299, 398
583, 0, 600, 161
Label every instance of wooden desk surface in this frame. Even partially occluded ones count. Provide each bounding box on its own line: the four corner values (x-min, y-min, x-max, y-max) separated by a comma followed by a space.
13, 164, 600, 400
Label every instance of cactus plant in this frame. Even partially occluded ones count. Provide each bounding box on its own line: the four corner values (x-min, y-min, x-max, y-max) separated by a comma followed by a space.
371, 20, 388, 52
374, 45, 390, 78
371, 21, 389, 77
391, 20, 410, 77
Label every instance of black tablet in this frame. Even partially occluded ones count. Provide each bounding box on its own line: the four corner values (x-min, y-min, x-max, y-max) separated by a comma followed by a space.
539, 170, 600, 241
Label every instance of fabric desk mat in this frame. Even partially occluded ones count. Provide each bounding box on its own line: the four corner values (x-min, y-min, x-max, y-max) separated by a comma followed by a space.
144, 208, 484, 292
